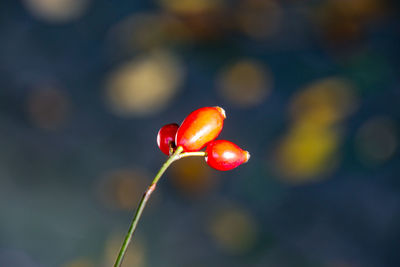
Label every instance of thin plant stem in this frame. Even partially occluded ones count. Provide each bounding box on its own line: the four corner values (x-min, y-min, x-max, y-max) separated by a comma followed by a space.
179, 151, 206, 159
113, 146, 183, 267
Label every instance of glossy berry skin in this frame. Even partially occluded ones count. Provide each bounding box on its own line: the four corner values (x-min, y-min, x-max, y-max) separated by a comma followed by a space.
157, 123, 179, 155
176, 106, 226, 152
205, 140, 250, 171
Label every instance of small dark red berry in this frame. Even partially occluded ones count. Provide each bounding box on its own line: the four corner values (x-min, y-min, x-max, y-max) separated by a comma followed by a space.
176, 106, 226, 152
205, 140, 250, 171
157, 123, 179, 155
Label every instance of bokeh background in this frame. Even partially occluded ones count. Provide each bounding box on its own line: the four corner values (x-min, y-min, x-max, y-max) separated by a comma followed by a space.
1, 0, 399, 266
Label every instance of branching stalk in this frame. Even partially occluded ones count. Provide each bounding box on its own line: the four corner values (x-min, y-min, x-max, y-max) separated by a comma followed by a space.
113, 146, 205, 267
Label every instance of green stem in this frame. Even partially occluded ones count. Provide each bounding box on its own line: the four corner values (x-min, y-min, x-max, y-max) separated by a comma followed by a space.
113, 146, 183, 267
179, 151, 206, 159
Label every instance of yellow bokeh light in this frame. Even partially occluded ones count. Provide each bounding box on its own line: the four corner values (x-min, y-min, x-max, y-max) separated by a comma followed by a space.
27, 86, 71, 131
208, 206, 258, 254
158, 0, 224, 15
96, 168, 153, 211
170, 157, 218, 197
236, 0, 282, 39
23, 0, 90, 23
105, 50, 184, 117
355, 116, 398, 165
276, 122, 340, 183
108, 13, 191, 53
61, 258, 94, 267
273, 77, 358, 183
323, 0, 384, 21
313, 0, 385, 46
290, 78, 357, 127
217, 60, 272, 108
104, 231, 146, 267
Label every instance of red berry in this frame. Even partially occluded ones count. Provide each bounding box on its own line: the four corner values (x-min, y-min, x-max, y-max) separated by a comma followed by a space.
176, 106, 226, 152
205, 140, 250, 171
157, 123, 179, 155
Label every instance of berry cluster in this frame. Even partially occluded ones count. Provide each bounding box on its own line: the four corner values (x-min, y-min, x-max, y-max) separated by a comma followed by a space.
157, 106, 250, 171
114, 107, 250, 266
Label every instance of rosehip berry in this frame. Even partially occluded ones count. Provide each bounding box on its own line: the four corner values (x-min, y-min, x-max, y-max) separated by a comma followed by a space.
176, 106, 226, 152
157, 123, 179, 155
205, 140, 250, 171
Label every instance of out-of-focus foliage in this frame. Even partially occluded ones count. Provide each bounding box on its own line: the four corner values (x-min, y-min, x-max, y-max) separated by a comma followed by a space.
22, 0, 90, 23
217, 60, 272, 108
0, 0, 399, 266
275, 78, 358, 182
105, 50, 184, 116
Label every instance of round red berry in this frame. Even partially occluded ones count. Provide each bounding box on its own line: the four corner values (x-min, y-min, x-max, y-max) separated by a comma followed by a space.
205, 140, 250, 171
157, 123, 179, 155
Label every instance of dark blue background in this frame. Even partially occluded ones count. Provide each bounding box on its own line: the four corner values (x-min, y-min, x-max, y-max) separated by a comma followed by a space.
0, 1, 399, 266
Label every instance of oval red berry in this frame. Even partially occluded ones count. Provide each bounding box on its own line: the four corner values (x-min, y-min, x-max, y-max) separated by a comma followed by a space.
205, 140, 250, 171
176, 106, 225, 152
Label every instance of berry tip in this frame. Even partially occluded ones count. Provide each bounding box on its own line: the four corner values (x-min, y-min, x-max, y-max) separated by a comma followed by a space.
214, 106, 226, 119
244, 151, 250, 163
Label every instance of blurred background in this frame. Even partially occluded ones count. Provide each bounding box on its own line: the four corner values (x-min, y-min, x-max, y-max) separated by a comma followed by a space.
0, 0, 399, 266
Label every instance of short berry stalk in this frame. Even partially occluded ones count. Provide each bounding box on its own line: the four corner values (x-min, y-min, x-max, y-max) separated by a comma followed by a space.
113, 146, 205, 267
